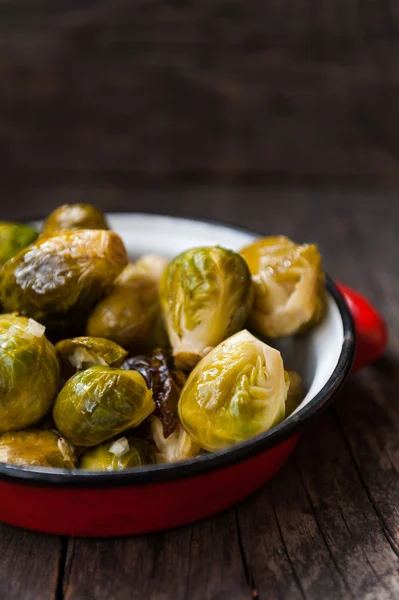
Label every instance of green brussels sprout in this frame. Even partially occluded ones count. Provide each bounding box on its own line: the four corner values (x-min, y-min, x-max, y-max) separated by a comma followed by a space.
240, 236, 325, 338
285, 370, 305, 417
0, 314, 60, 434
150, 415, 200, 464
53, 366, 155, 446
0, 429, 76, 468
86, 255, 168, 352
80, 436, 155, 471
121, 348, 186, 438
42, 203, 109, 235
0, 222, 38, 266
56, 336, 128, 380
0, 229, 128, 333
160, 246, 254, 370
179, 330, 288, 452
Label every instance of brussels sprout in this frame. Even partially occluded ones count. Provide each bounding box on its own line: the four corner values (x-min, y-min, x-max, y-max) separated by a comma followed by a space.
285, 370, 305, 417
150, 415, 200, 464
0, 222, 38, 266
0, 229, 128, 333
179, 330, 288, 452
240, 236, 325, 338
86, 255, 168, 352
121, 348, 186, 438
42, 203, 109, 235
53, 366, 155, 446
56, 336, 128, 380
80, 436, 155, 471
0, 314, 60, 434
117, 254, 168, 284
0, 429, 76, 468
160, 246, 254, 370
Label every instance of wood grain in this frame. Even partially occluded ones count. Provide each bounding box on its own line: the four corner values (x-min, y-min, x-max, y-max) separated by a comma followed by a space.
0, 524, 62, 600
0, 2, 399, 185
63, 511, 250, 600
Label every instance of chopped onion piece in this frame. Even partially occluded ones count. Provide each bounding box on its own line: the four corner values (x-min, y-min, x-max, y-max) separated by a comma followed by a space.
69, 347, 108, 370
27, 318, 46, 337
109, 437, 130, 457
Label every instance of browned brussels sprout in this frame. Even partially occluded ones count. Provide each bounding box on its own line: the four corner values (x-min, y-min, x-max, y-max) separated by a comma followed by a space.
150, 415, 200, 464
160, 246, 254, 370
0, 430, 76, 468
0, 314, 60, 434
56, 336, 128, 380
117, 254, 168, 283
42, 203, 109, 235
0, 222, 38, 266
80, 436, 155, 471
240, 236, 325, 338
86, 255, 168, 352
0, 229, 128, 333
53, 366, 155, 447
121, 348, 186, 438
179, 330, 288, 452
285, 370, 306, 417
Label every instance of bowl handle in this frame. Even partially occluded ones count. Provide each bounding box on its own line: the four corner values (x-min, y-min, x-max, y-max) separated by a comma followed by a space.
336, 283, 388, 372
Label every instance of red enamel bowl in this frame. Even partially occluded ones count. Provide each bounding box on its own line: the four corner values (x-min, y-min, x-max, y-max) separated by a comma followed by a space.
0, 214, 388, 537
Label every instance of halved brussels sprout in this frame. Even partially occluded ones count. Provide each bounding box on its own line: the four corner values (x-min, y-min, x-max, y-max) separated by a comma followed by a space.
0, 229, 128, 333
86, 254, 168, 352
179, 330, 288, 452
42, 203, 109, 235
0, 222, 38, 266
0, 429, 76, 468
285, 370, 305, 417
240, 236, 325, 338
0, 314, 60, 434
56, 336, 128, 380
80, 436, 155, 471
121, 348, 186, 438
150, 415, 200, 464
53, 366, 155, 446
160, 246, 254, 370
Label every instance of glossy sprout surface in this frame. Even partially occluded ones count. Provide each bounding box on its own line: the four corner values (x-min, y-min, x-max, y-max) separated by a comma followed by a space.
179, 330, 288, 452
160, 246, 254, 369
0, 314, 60, 434
53, 366, 155, 447
0, 229, 128, 333
0, 429, 76, 468
240, 236, 325, 338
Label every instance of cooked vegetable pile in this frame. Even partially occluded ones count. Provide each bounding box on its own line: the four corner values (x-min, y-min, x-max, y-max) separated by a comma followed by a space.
0, 204, 326, 472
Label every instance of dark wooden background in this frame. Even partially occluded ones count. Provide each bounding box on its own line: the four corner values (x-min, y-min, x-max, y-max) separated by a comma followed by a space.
1, 0, 399, 200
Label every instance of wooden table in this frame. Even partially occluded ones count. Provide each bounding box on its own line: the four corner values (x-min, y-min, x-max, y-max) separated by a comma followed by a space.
1, 1, 399, 189
0, 191, 398, 600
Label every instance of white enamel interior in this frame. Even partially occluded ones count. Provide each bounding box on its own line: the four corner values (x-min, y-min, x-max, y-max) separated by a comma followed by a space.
106, 213, 344, 418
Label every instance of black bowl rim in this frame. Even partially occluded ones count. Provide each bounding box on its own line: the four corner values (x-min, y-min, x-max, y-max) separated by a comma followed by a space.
0, 213, 356, 487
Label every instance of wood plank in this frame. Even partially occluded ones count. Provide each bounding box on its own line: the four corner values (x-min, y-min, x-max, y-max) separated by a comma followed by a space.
0, 44, 399, 184
236, 410, 399, 599
63, 509, 251, 600
0, 524, 62, 600
0, 1, 398, 184
296, 412, 399, 599
0, 0, 396, 43
236, 456, 347, 600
